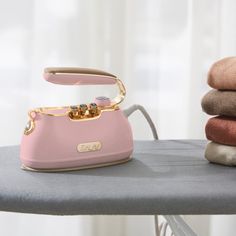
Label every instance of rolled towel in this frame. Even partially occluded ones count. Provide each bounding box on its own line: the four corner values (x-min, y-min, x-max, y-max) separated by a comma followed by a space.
205, 141, 236, 166
201, 89, 236, 116
208, 57, 236, 90
205, 116, 236, 146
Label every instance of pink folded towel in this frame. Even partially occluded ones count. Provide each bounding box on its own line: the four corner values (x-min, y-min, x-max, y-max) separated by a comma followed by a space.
208, 57, 236, 90
205, 116, 236, 146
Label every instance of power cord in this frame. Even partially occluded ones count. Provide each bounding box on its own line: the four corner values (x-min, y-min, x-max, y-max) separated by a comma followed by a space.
123, 104, 158, 140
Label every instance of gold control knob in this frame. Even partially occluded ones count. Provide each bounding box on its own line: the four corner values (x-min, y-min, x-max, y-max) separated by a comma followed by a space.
88, 103, 98, 117
69, 103, 99, 120
79, 104, 88, 116
69, 105, 79, 119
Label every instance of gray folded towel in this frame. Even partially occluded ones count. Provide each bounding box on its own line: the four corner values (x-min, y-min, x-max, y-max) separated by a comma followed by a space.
205, 142, 236, 166
201, 89, 236, 116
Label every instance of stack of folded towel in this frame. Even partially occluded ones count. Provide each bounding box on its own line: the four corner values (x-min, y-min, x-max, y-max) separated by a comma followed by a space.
201, 57, 236, 166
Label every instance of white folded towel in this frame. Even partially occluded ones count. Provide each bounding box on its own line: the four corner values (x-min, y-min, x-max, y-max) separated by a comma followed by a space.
205, 142, 236, 166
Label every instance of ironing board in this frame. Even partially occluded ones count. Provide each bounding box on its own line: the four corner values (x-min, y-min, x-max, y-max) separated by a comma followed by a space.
0, 140, 236, 235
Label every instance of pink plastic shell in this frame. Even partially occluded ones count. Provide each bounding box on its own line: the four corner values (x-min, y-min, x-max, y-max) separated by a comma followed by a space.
20, 109, 133, 170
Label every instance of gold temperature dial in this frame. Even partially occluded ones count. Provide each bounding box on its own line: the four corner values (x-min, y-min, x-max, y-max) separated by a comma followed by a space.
68, 103, 100, 120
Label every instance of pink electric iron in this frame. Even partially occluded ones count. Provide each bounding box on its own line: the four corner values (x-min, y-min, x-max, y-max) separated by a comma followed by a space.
20, 68, 133, 171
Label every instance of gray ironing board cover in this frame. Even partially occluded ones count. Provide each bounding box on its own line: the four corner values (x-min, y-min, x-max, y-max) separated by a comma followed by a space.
0, 140, 236, 216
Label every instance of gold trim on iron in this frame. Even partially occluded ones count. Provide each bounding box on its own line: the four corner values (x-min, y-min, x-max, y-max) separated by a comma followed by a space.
24, 111, 36, 135
24, 120, 35, 135
21, 156, 132, 172
112, 78, 126, 106
29, 106, 119, 121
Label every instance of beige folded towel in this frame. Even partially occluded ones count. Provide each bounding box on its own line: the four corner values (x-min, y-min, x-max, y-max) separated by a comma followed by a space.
205, 142, 236, 166
201, 89, 236, 116
208, 57, 236, 90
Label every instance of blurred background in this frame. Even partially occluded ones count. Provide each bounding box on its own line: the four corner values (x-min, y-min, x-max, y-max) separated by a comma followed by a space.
0, 0, 236, 235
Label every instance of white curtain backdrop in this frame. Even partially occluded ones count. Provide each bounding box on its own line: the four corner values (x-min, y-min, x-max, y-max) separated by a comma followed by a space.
0, 0, 236, 235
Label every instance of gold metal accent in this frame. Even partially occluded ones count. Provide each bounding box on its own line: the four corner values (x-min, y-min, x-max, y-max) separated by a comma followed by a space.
21, 156, 132, 172
77, 141, 102, 153
24, 111, 36, 135
111, 78, 126, 106
32, 106, 70, 117
24, 120, 35, 135
29, 106, 118, 122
